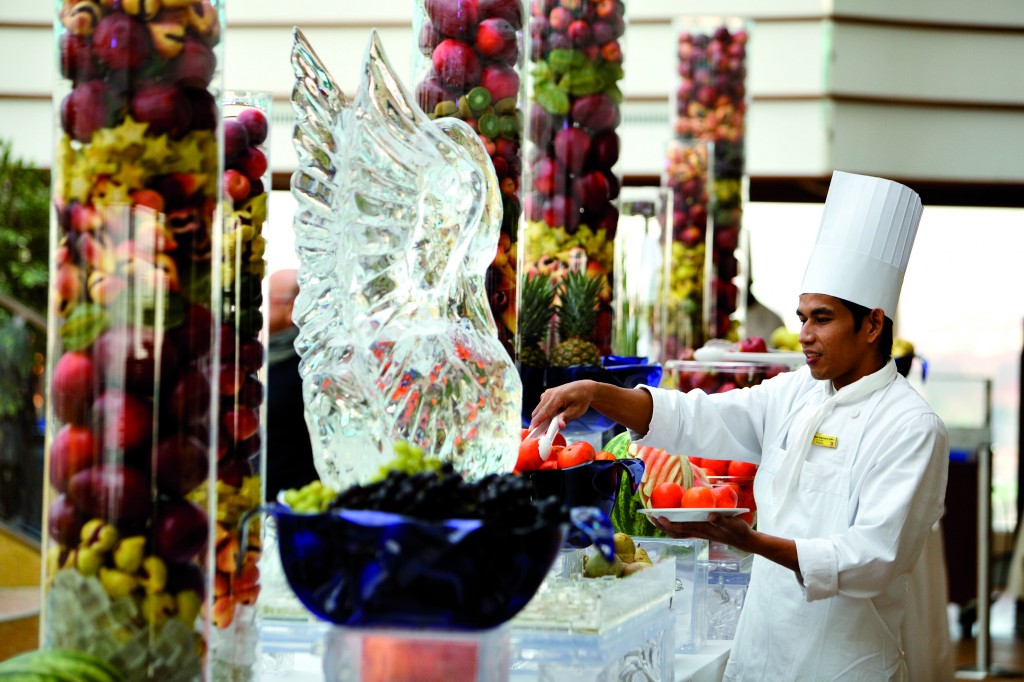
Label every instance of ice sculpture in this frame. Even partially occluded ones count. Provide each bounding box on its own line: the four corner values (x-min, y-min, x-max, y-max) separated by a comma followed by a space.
289, 29, 522, 487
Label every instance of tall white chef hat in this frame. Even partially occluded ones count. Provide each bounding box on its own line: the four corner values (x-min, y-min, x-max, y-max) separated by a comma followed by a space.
800, 170, 923, 320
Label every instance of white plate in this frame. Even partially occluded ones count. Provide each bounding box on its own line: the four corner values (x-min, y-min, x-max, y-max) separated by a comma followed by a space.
639, 507, 749, 523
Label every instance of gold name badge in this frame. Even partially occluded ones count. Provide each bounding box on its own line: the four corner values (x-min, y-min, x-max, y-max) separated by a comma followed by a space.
812, 433, 838, 449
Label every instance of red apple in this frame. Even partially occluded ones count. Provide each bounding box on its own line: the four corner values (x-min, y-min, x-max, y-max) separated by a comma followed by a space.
738, 336, 768, 354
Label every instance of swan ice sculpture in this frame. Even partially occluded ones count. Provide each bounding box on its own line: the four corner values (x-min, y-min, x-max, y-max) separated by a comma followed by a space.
288, 29, 522, 487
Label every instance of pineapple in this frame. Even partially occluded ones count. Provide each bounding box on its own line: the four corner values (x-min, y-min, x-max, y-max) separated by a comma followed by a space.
550, 270, 603, 367
517, 274, 555, 367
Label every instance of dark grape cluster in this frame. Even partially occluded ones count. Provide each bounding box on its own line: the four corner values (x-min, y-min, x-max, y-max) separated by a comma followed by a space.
327, 464, 567, 529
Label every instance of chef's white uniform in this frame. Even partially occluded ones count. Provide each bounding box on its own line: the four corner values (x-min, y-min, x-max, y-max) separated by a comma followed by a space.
634, 362, 948, 681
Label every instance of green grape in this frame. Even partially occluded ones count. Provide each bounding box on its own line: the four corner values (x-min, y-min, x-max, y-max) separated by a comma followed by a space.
281, 480, 337, 513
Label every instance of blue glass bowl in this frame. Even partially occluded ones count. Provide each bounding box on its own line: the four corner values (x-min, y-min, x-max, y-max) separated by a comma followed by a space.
520, 356, 663, 434
524, 458, 644, 547
260, 505, 569, 630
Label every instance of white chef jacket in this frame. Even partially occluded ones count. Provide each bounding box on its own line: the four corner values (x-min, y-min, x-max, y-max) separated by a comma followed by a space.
634, 363, 948, 681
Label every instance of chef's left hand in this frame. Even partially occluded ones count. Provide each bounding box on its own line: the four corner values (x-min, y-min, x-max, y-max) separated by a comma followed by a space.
649, 512, 753, 550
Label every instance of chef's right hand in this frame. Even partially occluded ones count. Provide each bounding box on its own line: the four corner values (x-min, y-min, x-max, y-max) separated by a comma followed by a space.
529, 380, 596, 431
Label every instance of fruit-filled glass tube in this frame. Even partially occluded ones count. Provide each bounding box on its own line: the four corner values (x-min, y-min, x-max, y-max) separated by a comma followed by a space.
44, 2, 225, 679
412, 0, 526, 362
662, 138, 712, 355
520, 0, 626, 373
208, 89, 271, 680
669, 17, 750, 346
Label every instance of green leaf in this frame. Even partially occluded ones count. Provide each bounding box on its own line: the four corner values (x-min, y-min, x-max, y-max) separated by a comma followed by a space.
60, 303, 110, 352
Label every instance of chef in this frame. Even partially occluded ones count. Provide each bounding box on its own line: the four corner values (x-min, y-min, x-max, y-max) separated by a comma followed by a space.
531, 171, 949, 680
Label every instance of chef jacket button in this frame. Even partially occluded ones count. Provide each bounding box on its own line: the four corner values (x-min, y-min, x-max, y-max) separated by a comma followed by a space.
850, 410, 860, 419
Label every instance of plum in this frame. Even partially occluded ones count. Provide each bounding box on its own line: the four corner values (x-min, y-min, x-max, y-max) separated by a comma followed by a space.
92, 13, 152, 72
184, 87, 217, 131
61, 80, 114, 143
474, 17, 517, 61
155, 435, 210, 497
415, 76, 454, 115
93, 326, 179, 395
171, 38, 216, 89
552, 127, 591, 174
130, 82, 192, 138
68, 464, 153, 524
167, 368, 212, 425
432, 39, 481, 91
91, 389, 154, 453
425, 0, 480, 40
587, 129, 619, 170
224, 119, 249, 164
479, 0, 523, 27
48, 494, 85, 546
50, 424, 99, 493
152, 499, 209, 563
60, 33, 99, 84
239, 147, 268, 183
479, 63, 520, 102
51, 351, 96, 425
571, 93, 617, 133
237, 108, 268, 146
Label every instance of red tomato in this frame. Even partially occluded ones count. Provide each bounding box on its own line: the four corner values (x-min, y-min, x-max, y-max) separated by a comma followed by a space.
539, 458, 559, 470
712, 484, 739, 508
548, 444, 565, 465
727, 460, 758, 478
681, 486, 717, 508
520, 428, 530, 441
650, 481, 683, 508
688, 456, 704, 468
594, 450, 616, 461
737, 487, 756, 511
701, 458, 730, 477
557, 441, 596, 469
552, 432, 567, 448
515, 437, 543, 472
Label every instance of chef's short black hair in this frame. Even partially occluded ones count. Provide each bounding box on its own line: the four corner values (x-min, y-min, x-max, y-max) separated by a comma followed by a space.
838, 298, 894, 360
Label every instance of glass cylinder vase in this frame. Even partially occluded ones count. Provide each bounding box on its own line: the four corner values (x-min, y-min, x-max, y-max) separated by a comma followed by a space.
612, 186, 672, 363
662, 138, 712, 356
208, 89, 272, 680
670, 17, 750, 345
520, 0, 627, 374
412, 0, 526, 361
44, 2, 225, 679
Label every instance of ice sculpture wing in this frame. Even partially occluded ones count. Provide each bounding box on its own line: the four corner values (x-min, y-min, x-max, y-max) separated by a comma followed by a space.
288, 29, 520, 487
